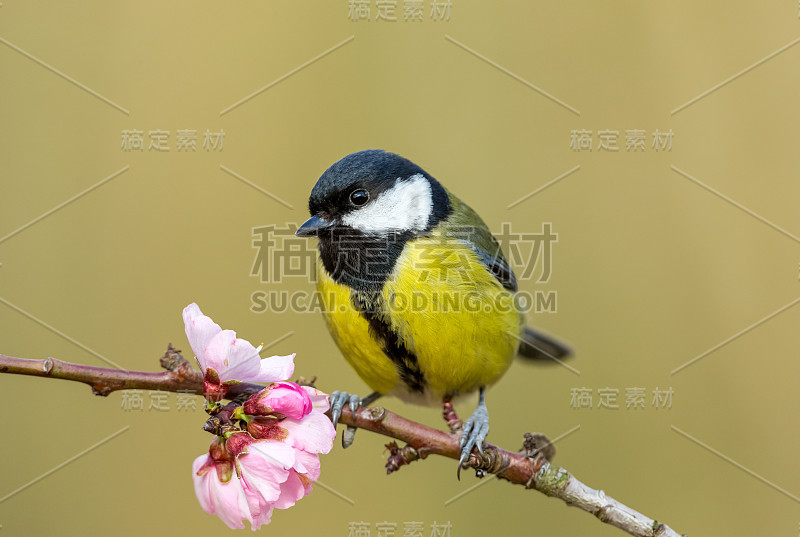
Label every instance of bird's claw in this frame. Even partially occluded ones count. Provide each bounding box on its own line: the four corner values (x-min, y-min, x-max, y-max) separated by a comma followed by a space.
330, 390, 363, 427
330, 391, 368, 449
457, 404, 489, 478
457, 451, 467, 480
348, 393, 360, 414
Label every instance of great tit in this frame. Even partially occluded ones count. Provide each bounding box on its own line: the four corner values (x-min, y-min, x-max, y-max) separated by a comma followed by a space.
296, 149, 571, 468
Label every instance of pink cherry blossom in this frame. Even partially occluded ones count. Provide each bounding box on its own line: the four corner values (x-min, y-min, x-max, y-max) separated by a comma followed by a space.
182, 303, 295, 397
192, 439, 257, 530
187, 304, 337, 530
193, 409, 335, 530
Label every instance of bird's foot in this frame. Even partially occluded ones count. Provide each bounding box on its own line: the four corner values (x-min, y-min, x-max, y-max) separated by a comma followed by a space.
457, 390, 489, 479
330, 391, 381, 449
330, 390, 363, 427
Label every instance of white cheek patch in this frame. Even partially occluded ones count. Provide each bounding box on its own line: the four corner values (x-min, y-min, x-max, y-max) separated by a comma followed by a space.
342, 173, 433, 234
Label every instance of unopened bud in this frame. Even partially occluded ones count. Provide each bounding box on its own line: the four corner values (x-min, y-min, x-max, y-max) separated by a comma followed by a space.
243, 381, 311, 420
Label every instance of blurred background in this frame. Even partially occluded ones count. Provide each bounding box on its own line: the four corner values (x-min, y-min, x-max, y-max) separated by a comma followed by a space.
1, 1, 799, 535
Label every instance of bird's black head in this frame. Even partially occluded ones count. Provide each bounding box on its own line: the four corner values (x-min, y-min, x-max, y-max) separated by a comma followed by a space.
296, 150, 450, 238
296, 150, 451, 290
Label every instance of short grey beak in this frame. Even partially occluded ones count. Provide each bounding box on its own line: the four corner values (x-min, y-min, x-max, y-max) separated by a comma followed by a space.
295, 215, 334, 237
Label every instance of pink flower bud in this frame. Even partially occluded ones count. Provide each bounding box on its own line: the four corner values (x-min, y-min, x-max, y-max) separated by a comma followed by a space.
243, 381, 313, 420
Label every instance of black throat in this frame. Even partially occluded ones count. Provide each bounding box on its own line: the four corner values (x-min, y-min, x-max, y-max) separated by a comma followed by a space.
316, 175, 451, 293
316, 228, 414, 293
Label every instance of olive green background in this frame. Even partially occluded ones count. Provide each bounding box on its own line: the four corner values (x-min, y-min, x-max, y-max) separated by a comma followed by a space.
2, 1, 799, 536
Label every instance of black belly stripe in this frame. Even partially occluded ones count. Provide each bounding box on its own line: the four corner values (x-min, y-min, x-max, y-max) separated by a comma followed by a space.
351, 294, 426, 393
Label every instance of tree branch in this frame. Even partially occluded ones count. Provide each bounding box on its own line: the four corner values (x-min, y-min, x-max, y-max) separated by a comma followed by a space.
0, 347, 683, 537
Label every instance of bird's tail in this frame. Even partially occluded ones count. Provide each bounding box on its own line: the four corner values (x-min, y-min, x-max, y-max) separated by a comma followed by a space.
517, 326, 573, 362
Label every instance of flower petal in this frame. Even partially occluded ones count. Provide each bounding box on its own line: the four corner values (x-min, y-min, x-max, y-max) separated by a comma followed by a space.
249, 504, 273, 530
210, 478, 250, 530
280, 410, 336, 454
220, 337, 263, 383
272, 470, 307, 510
238, 441, 295, 506
250, 353, 296, 383
293, 449, 321, 483
192, 454, 216, 515
202, 330, 259, 382
192, 454, 252, 530
183, 304, 222, 370
301, 386, 331, 413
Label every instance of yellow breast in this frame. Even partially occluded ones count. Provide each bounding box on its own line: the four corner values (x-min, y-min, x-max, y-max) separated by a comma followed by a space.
316, 234, 523, 405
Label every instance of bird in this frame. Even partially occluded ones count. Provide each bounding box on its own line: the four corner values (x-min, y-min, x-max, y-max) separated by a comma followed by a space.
295, 149, 571, 470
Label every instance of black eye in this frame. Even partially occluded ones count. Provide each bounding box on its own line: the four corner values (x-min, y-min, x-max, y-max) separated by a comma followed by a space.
349, 189, 369, 206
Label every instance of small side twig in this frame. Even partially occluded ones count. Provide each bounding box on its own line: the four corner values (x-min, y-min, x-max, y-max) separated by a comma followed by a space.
159, 343, 190, 372
385, 442, 420, 474
522, 432, 557, 463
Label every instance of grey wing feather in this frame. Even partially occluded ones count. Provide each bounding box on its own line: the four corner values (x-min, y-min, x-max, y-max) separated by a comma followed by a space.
464, 240, 518, 292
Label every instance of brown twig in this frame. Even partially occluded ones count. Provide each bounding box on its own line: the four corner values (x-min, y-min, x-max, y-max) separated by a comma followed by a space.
0, 348, 683, 537
0, 345, 202, 396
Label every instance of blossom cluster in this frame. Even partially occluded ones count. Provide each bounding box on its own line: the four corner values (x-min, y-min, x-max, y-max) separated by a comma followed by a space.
184, 303, 335, 529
